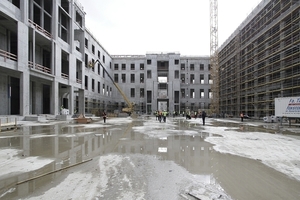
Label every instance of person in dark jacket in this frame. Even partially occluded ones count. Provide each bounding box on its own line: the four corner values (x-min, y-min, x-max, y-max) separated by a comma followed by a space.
240, 112, 244, 122
103, 112, 107, 123
202, 111, 206, 125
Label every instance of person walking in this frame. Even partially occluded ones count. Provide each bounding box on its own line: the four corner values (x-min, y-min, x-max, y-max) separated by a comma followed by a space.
158, 111, 162, 123
240, 112, 244, 122
162, 110, 167, 122
202, 111, 206, 125
103, 111, 107, 123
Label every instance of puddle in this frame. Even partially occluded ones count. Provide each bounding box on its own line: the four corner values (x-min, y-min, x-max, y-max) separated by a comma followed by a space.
0, 117, 299, 199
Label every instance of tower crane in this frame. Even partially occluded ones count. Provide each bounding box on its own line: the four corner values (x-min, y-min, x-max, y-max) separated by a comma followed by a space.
209, 0, 219, 116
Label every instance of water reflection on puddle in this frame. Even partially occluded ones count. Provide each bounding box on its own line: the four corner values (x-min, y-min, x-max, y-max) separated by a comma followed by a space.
1, 117, 299, 199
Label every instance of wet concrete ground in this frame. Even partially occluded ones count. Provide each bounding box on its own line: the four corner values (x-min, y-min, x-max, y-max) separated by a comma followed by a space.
0, 116, 300, 199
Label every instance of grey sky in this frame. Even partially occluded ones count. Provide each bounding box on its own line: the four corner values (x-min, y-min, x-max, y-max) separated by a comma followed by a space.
81, 0, 261, 56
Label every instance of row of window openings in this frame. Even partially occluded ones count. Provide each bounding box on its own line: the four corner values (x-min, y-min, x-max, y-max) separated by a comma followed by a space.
145, 59, 209, 70
84, 39, 106, 63
113, 63, 209, 71
82, 81, 211, 99
134, 89, 211, 98
181, 90, 213, 99
112, 74, 213, 84
128, 89, 212, 98
85, 78, 112, 95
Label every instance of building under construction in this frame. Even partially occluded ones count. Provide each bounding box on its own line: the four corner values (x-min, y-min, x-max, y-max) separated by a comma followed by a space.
218, 0, 300, 118
0, 0, 211, 117
0, 0, 299, 118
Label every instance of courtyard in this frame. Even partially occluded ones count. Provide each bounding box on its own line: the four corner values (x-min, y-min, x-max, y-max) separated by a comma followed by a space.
0, 115, 300, 200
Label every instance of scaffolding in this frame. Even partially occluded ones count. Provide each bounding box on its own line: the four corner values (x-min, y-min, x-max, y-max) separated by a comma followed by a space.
219, 0, 300, 118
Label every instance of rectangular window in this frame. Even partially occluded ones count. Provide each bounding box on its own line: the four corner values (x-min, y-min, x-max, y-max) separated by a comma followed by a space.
190, 64, 194, 71
98, 81, 100, 93
98, 50, 100, 59
190, 89, 195, 98
92, 79, 95, 91
209, 74, 213, 84
85, 38, 88, 48
114, 63, 119, 70
102, 68, 105, 78
147, 91, 152, 103
140, 73, 144, 83
91, 59, 95, 72
200, 64, 204, 70
181, 89, 185, 98
181, 64, 185, 70
85, 54, 88, 68
131, 88, 135, 97
58, 8, 69, 43
174, 91, 179, 103
130, 74, 135, 83
122, 64, 126, 70
147, 70, 152, 78
190, 74, 195, 84
174, 70, 179, 79
92, 45, 95, 54
102, 84, 105, 95
85, 75, 88, 90
140, 63, 144, 70
181, 74, 185, 83
200, 74, 204, 84
209, 89, 213, 98
122, 74, 126, 83
97, 63, 100, 75
200, 89, 204, 98
114, 74, 118, 83
174, 59, 179, 65
102, 55, 105, 63
147, 59, 151, 65
131, 63, 135, 70
208, 64, 211, 70
140, 88, 144, 98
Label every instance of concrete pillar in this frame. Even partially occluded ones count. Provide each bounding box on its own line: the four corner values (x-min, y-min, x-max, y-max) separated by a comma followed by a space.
51, 81, 59, 115
69, 85, 74, 115
20, 72, 30, 116
20, 0, 29, 22
17, 15, 30, 116
78, 89, 85, 114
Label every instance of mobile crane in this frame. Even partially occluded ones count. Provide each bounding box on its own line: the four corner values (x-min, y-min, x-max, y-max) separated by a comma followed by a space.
90, 60, 135, 116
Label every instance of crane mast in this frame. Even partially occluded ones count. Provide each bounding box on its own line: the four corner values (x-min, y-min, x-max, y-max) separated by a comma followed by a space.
210, 0, 219, 116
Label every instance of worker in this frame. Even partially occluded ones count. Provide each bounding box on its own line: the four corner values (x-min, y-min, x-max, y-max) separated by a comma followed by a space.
162, 110, 167, 122
155, 110, 159, 120
202, 111, 207, 125
158, 110, 162, 122
103, 111, 107, 123
240, 112, 244, 122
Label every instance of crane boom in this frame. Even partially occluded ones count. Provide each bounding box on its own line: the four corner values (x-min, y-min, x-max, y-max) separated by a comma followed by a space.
90, 60, 135, 115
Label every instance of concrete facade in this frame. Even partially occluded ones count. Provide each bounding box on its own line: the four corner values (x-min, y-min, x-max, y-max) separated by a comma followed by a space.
0, 0, 212, 117
112, 53, 211, 115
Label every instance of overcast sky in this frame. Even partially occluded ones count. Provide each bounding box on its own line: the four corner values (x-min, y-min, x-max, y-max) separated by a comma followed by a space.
80, 0, 261, 56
